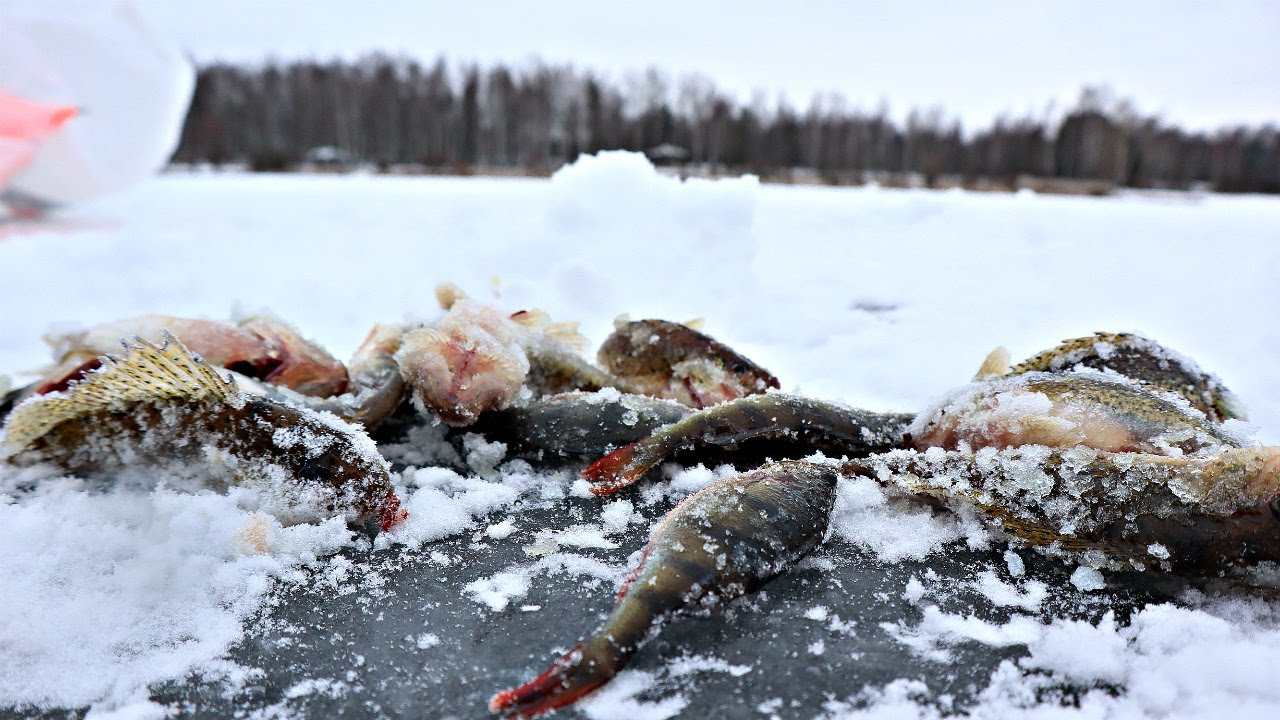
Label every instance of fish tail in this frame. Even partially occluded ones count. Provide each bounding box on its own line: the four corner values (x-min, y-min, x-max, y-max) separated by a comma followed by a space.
581, 441, 648, 494
489, 634, 627, 718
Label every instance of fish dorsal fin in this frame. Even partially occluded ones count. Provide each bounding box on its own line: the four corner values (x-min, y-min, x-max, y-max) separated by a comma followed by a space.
973, 346, 1010, 380
682, 317, 705, 331
2, 334, 238, 455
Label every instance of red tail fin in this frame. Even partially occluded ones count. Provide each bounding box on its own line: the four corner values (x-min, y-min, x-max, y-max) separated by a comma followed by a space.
489, 640, 617, 718
581, 443, 645, 496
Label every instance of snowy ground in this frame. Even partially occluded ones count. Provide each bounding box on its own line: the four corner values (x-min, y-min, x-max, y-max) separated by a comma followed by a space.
3, 153, 1280, 719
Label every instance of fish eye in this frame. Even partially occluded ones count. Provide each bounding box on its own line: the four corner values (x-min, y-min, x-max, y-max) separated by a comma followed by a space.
245, 398, 276, 419
300, 453, 337, 480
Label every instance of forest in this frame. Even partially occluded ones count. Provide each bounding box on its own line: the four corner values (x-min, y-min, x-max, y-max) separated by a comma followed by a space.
172, 55, 1280, 194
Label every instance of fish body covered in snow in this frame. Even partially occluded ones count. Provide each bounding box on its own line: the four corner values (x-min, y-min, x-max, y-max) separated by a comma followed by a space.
1, 336, 405, 530
850, 446, 1280, 572
852, 371, 1279, 571
490, 460, 837, 718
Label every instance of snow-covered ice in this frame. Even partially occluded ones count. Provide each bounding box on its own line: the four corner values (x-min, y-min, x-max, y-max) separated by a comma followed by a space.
2, 152, 1280, 718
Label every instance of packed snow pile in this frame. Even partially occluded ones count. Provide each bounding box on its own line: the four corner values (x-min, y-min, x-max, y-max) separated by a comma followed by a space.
2, 152, 1280, 719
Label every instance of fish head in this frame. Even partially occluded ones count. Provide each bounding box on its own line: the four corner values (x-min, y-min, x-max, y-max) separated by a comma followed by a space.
242, 398, 406, 530
238, 316, 350, 397
395, 303, 530, 425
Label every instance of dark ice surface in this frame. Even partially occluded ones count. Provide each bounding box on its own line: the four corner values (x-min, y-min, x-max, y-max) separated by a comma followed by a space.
6, 472, 1191, 720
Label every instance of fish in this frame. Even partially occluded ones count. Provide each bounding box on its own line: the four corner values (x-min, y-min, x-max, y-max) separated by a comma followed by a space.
847, 445, 1280, 571
489, 460, 838, 718
598, 318, 780, 408
36, 313, 349, 398
1006, 332, 1245, 421
582, 393, 914, 494
236, 314, 350, 397
1, 335, 405, 530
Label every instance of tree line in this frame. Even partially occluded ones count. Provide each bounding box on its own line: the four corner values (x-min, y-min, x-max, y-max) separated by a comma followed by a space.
172, 55, 1280, 194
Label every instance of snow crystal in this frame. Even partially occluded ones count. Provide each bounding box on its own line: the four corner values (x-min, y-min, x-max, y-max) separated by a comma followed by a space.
1004, 550, 1026, 577
283, 677, 348, 700
1070, 566, 1106, 592
885, 606, 1041, 661
666, 463, 733, 496
902, 576, 927, 604
804, 606, 830, 622
380, 464, 541, 549
600, 498, 640, 533
464, 569, 533, 611
485, 519, 516, 539
976, 571, 1047, 610
463, 432, 508, 477
828, 477, 970, 561
665, 654, 752, 678
464, 553, 620, 611
1019, 612, 1127, 684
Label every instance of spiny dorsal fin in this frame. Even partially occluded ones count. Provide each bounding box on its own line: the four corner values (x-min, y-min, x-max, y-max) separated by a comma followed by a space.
973, 346, 1010, 380
2, 333, 238, 456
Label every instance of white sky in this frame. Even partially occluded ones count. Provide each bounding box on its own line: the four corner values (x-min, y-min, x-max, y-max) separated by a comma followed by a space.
127, 0, 1280, 130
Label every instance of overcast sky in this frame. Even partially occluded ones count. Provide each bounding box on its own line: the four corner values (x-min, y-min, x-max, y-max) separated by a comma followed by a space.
129, 0, 1280, 130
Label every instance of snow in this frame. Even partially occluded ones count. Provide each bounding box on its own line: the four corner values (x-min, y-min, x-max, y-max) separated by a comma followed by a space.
3, 152, 1280, 717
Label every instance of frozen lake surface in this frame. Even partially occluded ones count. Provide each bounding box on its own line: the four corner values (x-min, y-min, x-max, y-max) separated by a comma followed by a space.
3, 153, 1280, 719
